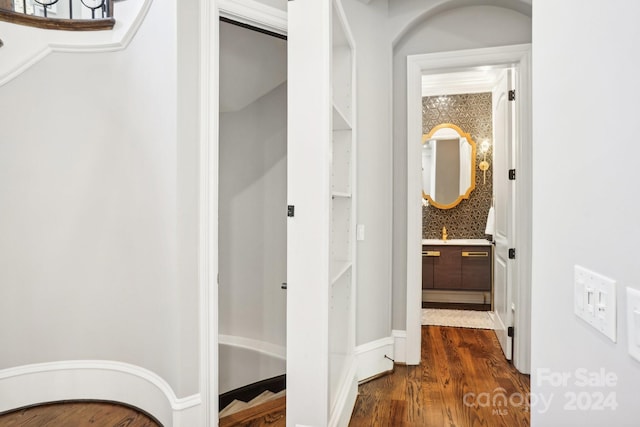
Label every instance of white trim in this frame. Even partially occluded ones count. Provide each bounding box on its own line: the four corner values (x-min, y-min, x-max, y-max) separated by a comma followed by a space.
328, 359, 358, 427
512, 48, 532, 374
392, 330, 407, 364
0, 360, 200, 427
422, 289, 490, 304
354, 336, 394, 381
218, 0, 287, 36
218, 335, 287, 360
422, 69, 503, 97
200, 0, 218, 425
0, 0, 153, 86
406, 44, 532, 369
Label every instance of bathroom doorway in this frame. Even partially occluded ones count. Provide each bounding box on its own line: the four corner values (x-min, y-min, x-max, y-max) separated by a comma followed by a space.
405, 45, 532, 373
218, 17, 288, 420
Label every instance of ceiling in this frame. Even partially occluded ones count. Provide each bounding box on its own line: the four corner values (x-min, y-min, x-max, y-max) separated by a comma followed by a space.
219, 21, 287, 113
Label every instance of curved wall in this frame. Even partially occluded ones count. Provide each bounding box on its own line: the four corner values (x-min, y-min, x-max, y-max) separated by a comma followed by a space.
391, 5, 531, 329
0, 0, 201, 418
218, 342, 285, 394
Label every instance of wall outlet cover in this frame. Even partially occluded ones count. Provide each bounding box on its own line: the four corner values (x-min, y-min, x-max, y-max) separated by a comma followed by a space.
574, 265, 617, 342
626, 287, 640, 362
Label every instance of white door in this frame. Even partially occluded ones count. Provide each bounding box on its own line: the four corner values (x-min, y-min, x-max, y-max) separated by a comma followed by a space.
492, 68, 516, 360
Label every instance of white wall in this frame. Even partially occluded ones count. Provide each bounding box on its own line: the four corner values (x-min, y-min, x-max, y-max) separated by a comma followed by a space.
391, 5, 531, 330
341, 0, 394, 347
219, 82, 287, 351
0, 0, 199, 399
531, 1, 640, 425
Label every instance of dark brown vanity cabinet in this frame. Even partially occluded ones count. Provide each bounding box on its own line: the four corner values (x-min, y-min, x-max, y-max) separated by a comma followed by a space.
422, 245, 492, 291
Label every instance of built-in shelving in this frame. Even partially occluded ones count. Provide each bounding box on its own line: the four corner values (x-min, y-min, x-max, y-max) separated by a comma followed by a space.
331, 260, 352, 285
331, 192, 352, 199
328, 0, 356, 418
287, 0, 357, 423
332, 104, 352, 131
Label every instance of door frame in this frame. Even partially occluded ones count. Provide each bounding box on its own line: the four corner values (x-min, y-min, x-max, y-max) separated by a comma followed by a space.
405, 44, 532, 373
199, 1, 288, 425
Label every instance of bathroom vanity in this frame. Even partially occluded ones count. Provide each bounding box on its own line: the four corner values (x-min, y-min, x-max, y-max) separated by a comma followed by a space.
422, 239, 492, 304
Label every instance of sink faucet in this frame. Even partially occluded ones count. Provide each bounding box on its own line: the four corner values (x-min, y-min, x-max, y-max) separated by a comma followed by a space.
442, 226, 448, 241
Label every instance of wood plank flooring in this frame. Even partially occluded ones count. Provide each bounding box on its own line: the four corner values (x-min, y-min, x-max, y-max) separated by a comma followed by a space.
349, 326, 530, 427
0, 326, 528, 427
0, 401, 160, 427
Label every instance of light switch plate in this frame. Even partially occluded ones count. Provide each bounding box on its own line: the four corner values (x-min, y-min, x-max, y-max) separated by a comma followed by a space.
356, 224, 365, 241
626, 287, 640, 362
574, 265, 617, 342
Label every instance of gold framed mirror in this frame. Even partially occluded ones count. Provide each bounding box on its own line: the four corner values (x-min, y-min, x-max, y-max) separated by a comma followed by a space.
422, 123, 477, 209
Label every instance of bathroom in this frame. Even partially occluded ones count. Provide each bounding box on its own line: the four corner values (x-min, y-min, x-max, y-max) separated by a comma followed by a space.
419, 67, 516, 359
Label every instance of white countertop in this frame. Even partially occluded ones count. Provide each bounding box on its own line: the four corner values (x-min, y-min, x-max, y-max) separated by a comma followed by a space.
422, 238, 492, 246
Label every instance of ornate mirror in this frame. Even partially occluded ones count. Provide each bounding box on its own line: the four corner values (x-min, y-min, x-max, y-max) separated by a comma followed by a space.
422, 123, 476, 209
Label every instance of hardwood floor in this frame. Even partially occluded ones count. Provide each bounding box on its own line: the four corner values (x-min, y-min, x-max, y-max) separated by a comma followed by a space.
349, 326, 530, 427
0, 401, 160, 427
0, 327, 527, 427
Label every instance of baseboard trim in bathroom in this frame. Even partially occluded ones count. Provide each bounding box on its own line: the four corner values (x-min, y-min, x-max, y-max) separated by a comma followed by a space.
422, 309, 495, 330
422, 301, 491, 311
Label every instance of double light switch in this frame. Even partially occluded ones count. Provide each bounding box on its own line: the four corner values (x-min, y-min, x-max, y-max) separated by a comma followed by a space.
574, 265, 617, 342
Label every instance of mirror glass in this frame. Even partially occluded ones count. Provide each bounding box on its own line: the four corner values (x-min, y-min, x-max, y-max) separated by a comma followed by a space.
422, 123, 476, 209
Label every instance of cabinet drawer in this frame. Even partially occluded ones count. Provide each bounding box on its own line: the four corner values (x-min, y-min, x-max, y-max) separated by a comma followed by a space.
460, 245, 491, 290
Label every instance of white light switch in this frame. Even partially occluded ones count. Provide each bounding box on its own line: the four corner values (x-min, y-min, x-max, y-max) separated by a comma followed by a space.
574, 265, 617, 342
626, 287, 640, 362
356, 224, 365, 241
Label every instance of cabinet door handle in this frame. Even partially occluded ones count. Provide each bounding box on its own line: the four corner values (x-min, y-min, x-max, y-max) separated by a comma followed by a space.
422, 251, 440, 257
462, 251, 489, 257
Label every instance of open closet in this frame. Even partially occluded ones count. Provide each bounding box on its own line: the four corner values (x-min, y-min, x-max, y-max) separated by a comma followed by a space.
217, 18, 288, 420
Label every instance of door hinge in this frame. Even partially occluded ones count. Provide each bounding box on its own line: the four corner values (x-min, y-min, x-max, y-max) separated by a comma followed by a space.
508, 89, 516, 101
508, 326, 514, 337
287, 205, 295, 217
508, 169, 516, 180
508, 248, 516, 259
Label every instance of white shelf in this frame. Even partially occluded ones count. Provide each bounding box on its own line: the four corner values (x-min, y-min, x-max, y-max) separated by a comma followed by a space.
331, 261, 352, 285
332, 191, 352, 199
332, 104, 352, 131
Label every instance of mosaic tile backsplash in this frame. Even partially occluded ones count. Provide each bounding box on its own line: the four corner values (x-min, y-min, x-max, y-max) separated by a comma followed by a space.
422, 93, 493, 239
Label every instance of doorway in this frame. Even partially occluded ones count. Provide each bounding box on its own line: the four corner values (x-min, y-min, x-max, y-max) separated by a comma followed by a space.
217, 17, 288, 419
405, 45, 532, 373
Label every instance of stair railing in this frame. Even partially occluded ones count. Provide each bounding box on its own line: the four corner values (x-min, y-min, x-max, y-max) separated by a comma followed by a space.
0, 0, 117, 30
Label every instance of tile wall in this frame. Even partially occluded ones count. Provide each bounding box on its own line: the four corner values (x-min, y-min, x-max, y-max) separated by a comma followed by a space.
422, 93, 493, 239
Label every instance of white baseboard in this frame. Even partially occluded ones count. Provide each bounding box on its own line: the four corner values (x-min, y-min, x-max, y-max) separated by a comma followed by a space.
422, 290, 490, 304
354, 336, 394, 382
0, 360, 201, 427
328, 358, 358, 427
218, 334, 286, 360
392, 330, 407, 364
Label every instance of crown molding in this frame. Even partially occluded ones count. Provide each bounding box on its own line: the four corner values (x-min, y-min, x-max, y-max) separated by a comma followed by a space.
218, 0, 287, 36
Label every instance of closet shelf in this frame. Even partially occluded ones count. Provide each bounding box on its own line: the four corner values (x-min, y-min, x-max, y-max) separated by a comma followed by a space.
331, 191, 352, 199
330, 261, 352, 285
332, 104, 352, 131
